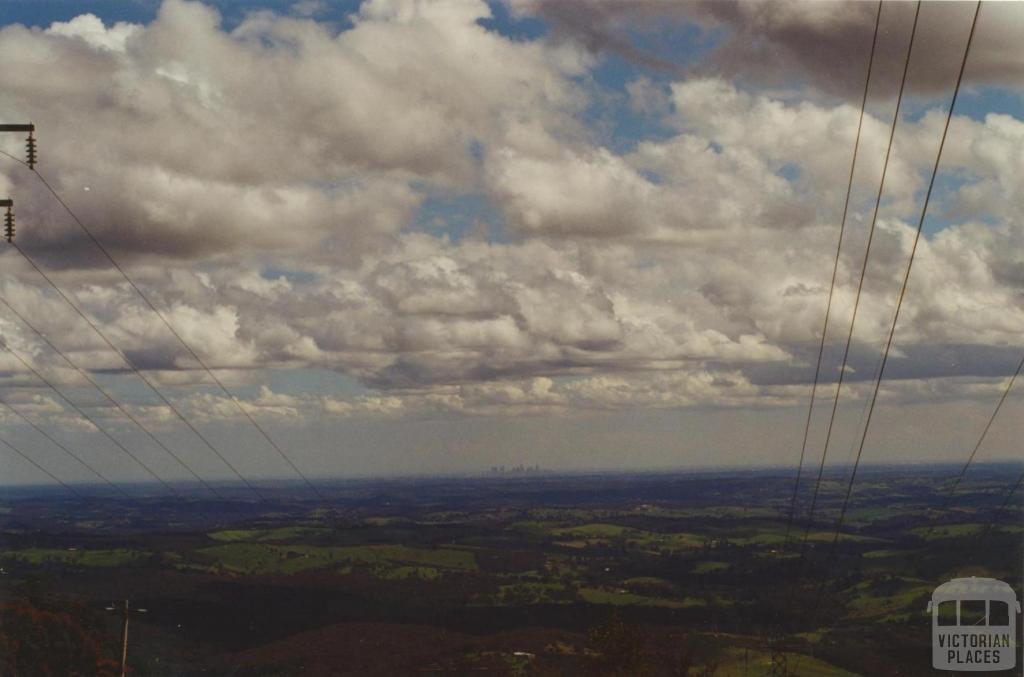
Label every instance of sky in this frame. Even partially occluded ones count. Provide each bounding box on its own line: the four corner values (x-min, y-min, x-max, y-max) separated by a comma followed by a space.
0, 0, 1021, 487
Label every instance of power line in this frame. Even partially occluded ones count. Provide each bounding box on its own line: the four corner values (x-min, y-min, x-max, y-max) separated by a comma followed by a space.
0, 394, 128, 498
0, 326, 180, 496
769, 7, 892, 670
777, 21, 988, 672
786, 3, 972, 667
30, 169, 325, 502
0, 431, 83, 498
796, 0, 922, 559
837, 343, 887, 470
6, 243, 266, 501
789, 2, 982, 668
0, 291, 225, 500
918, 352, 1022, 542
0, 150, 323, 502
0, 321, 222, 518
823, 0, 981, 560
783, 0, 884, 546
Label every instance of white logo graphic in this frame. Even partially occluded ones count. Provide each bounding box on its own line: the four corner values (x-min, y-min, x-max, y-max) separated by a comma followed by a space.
928, 577, 1021, 671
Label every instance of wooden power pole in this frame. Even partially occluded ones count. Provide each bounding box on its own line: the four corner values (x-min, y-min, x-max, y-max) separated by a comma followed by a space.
106, 599, 147, 676
118, 599, 130, 676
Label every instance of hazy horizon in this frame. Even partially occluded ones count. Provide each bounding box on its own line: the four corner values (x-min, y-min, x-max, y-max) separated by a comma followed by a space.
3, 458, 1021, 491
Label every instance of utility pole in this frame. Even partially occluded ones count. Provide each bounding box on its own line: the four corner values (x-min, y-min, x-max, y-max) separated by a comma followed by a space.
0, 121, 36, 244
0, 122, 38, 245
0, 123, 37, 169
1, 199, 13, 243
105, 599, 147, 676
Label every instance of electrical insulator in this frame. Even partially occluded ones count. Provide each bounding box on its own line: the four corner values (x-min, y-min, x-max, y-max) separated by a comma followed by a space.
25, 133, 37, 170
3, 208, 13, 243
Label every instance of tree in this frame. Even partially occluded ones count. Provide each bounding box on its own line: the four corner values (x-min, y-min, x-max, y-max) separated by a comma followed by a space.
0, 599, 118, 676
584, 612, 647, 675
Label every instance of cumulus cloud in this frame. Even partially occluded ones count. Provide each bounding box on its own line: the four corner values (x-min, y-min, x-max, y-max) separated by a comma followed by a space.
3, 201, 1019, 425
0, 0, 587, 263
0, 0, 1019, 475
511, 0, 1024, 98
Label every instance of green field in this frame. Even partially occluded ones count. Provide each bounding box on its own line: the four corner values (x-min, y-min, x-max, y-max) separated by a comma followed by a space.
373, 565, 442, 580
1, 466, 1019, 676
193, 543, 478, 575
550, 523, 632, 538
548, 522, 706, 552
716, 646, 860, 677
2, 548, 149, 567
207, 525, 332, 542
578, 586, 705, 609
910, 522, 1023, 538
845, 577, 933, 619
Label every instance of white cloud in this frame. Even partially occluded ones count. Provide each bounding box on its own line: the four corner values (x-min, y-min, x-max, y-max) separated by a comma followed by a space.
45, 14, 140, 52
0, 1, 1019, 458
0, 0, 587, 262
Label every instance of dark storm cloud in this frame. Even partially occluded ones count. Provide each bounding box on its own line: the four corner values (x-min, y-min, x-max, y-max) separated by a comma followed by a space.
513, 0, 1024, 99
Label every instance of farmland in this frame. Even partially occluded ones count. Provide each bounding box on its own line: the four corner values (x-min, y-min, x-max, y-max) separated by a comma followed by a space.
0, 463, 1021, 675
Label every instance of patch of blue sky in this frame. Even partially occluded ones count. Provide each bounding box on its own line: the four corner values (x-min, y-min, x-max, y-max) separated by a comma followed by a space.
1, 1, 160, 28
209, 0, 359, 29
899, 86, 1023, 127
777, 163, 801, 182
953, 86, 1024, 123
877, 171, 989, 240
3, 0, 363, 32
78, 365, 370, 406
480, 0, 547, 41
637, 169, 663, 185
261, 265, 317, 284
263, 367, 370, 399
574, 24, 720, 154
468, 139, 485, 165
574, 54, 675, 155
408, 190, 507, 244
620, 18, 720, 75
85, 370, 222, 405
890, 87, 1017, 237
899, 94, 950, 125
921, 170, 997, 236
